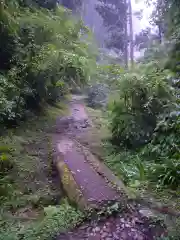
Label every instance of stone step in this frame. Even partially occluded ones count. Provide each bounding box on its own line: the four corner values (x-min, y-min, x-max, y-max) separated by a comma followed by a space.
55, 138, 120, 210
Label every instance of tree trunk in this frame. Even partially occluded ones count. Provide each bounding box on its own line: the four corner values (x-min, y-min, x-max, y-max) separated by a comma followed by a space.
124, 0, 128, 69
128, 0, 134, 67
158, 23, 162, 43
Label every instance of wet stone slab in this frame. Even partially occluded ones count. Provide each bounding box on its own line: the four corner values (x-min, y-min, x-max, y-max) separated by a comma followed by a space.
56, 139, 120, 206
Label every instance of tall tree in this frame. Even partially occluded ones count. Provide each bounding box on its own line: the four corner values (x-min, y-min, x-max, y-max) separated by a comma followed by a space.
128, 0, 134, 67
124, 0, 128, 68
150, 0, 166, 43
96, 0, 128, 67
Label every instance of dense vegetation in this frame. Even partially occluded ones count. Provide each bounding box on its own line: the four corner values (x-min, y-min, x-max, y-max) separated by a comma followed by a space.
0, 0, 95, 126
93, 3, 180, 237
0, 1, 94, 239
0, 0, 180, 239
107, 62, 179, 188
86, 1, 180, 237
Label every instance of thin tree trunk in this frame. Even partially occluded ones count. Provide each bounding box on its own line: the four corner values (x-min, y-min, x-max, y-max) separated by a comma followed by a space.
128, 0, 134, 67
158, 0, 163, 43
158, 24, 162, 43
124, 0, 128, 69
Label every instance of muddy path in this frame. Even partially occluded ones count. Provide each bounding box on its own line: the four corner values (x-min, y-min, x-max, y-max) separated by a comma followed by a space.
53, 95, 167, 240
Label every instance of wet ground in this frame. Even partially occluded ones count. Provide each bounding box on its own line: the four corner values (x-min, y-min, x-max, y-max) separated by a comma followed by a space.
56, 211, 165, 240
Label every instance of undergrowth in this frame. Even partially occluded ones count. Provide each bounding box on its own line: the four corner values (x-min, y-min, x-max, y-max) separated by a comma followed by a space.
0, 201, 84, 240
0, 102, 84, 239
0, 103, 65, 207
86, 99, 180, 239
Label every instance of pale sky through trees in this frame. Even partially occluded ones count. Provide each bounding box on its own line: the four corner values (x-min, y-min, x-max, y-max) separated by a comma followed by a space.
132, 0, 153, 34
131, 0, 153, 57
82, 0, 153, 58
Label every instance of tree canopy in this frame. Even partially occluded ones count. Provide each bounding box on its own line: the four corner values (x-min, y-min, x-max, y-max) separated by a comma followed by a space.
96, 0, 128, 59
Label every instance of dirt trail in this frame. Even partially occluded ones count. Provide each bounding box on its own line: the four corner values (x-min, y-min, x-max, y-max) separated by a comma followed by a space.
54, 97, 119, 206
53, 95, 166, 240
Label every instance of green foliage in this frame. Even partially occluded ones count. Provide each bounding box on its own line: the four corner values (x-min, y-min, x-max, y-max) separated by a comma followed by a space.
0, 143, 13, 199
0, 102, 66, 206
0, 152, 12, 175
97, 64, 124, 87
105, 57, 180, 190
0, 203, 84, 240
105, 151, 137, 185
143, 113, 180, 160
106, 76, 179, 189
0, 103, 84, 240
148, 160, 180, 189
20, 204, 84, 240
101, 1, 180, 235
139, 41, 171, 68
0, 1, 96, 124
143, 113, 180, 189
109, 62, 172, 148
148, 0, 180, 74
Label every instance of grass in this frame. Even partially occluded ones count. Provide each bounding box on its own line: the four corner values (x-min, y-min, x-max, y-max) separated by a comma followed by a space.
78, 106, 110, 159
0, 102, 84, 240
104, 151, 180, 238
0, 201, 84, 240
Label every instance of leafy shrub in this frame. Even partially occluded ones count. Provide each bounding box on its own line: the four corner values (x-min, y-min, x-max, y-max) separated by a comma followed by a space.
149, 113, 180, 160
0, 203, 84, 240
104, 150, 147, 186
20, 204, 84, 240
148, 160, 180, 189
107, 107, 180, 189
106, 114, 180, 190
109, 62, 173, 148
106, 61, 180, 190
91, 64, 124, 88
144, 112, 180, 189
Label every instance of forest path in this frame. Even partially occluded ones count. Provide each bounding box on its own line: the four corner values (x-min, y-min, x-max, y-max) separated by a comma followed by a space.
53, 95, 166, 240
